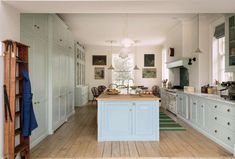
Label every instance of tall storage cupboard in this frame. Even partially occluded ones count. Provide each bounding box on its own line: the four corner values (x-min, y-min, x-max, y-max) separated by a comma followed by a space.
20, 14, 76, 146
48, 14, 75, 134
20, 14, 49, 148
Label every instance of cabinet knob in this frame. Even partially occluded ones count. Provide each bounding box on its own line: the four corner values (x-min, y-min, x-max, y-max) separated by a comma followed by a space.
227, 109, 230, 112
34, 24, 37, 27
227, 137, 231, 140
37, 26, 40, 29
201, 105, 203, 108
214, 130, 218, 133
34, 102, 37, 104
60, 39, 63, 42
214, 117, 217, 120
214, 105, 217, 108
227, 122, 230, 126
193, 102, 196, 105
129, 109, 132, 112
132, 102, 136, 106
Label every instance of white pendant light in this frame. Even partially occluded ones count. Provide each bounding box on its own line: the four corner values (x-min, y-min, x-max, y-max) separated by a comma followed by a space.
134, 40, 140, 70
107, 40, 115, 70
194, 14, 202, 54
120, 14, 134, 48
119, 47, 130, 59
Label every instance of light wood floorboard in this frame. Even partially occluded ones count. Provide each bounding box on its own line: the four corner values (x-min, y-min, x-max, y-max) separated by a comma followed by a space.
31, 103, 233, 158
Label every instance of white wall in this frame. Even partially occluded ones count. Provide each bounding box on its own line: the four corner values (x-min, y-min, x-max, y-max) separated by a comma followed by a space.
0, 1, 20, 158
85, 45, 162, 100
163, 14, 223, 91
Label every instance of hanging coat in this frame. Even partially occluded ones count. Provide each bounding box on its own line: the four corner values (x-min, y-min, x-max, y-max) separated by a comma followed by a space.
21, 69, 38, 137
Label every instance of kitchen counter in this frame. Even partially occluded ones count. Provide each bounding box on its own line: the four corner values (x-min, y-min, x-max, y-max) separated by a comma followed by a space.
177, 90, 235, 105
97, 93, 161, 101
97, 91, 160, 141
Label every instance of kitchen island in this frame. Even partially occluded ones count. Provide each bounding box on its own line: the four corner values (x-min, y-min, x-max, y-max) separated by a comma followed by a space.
97, 93, 160, 141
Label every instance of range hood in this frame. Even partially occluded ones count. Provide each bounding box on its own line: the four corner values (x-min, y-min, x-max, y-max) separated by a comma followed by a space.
166, 58, 189, 69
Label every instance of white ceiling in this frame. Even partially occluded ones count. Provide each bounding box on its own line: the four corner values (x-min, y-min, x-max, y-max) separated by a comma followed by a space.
60, 14, 195, 46
4, 0, 235, 13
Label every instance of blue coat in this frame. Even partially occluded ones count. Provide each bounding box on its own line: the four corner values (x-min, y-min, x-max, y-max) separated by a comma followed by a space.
21, 69, 38, 137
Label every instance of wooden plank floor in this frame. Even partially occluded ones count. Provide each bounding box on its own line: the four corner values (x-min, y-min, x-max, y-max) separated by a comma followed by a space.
31, 103, 233, 158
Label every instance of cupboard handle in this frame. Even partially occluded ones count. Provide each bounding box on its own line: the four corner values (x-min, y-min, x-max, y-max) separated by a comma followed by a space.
34, 102, 37, 105
201, 105, 203, 108
193, 102, 196, 105
59, 39, 63, 42
34, 24, 37, 27
132, 102, 136, 106
227, 122, 230, 126
214, 130, 217, 133
129, 109, 132, 112
227, 109, 230, 112
214, 117, 217, 120
227, 137, 231, 140
37, 26, 40, 29
214, 105, 217, 108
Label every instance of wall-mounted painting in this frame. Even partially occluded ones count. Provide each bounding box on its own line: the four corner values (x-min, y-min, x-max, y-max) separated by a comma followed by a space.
144, 54, 155, 67
142, 68, 157, 78
94, 67, 105, 80
92, 55, 107, 65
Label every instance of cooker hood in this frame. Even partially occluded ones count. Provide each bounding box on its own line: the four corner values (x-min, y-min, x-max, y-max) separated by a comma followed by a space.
166, 58, 189, 69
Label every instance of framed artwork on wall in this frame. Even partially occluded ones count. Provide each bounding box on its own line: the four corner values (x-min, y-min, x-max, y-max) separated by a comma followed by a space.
142, 68, 157, 78
92, 55, 107, 65
94, 67, 105, 80
144, 54, 155, 67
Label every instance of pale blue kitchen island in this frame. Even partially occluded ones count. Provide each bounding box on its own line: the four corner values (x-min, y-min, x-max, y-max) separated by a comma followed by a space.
97, 93, 160, 141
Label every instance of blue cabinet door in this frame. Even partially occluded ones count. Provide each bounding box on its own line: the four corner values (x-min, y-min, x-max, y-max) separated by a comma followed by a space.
135, 101, 156, 136
102, 102, 133, 139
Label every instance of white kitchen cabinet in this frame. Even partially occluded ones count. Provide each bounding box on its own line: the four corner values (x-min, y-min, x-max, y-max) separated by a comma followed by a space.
21, 14, 76, 140
225, 14, 235, 72
177, 93, 189, 119
20, 14, 48, 147
177, 91, 235, 153
75, 86, 89, 106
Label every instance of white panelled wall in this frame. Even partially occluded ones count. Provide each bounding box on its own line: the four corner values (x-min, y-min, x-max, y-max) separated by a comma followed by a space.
85, 45, 162, 100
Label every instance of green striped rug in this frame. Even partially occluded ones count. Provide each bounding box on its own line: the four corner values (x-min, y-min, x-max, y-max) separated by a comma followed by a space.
160, 112, 186, 131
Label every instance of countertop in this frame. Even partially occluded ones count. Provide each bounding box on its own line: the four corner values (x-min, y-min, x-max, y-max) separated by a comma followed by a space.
161, 87, 235, 105
96, 93, 161, 101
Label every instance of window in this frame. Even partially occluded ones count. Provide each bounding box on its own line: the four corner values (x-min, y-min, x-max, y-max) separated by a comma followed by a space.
212, 36, 233, 83
162, 48, 169, 80
112, 54, 134, 86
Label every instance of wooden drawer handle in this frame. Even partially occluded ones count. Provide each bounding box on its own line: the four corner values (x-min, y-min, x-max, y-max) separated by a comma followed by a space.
227, 137, 231, 140
227, 122, 230, 126
214, 130, 217, 133
227, 109, 230, 112
214, 117, 217, 120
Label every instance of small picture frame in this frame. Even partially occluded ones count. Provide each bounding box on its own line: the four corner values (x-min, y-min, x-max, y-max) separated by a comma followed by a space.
144, 54, 155, 67
142, 68, 157, 78
92, 55, 107, 65
94, 67, 105, 80
169, 48, 174, 57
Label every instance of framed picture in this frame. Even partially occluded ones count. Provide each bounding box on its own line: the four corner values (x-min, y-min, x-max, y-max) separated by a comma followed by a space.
94, 67, 105, 80
144, 54, 155, 67
142, 68, 157, 78
92, 55, 107, 65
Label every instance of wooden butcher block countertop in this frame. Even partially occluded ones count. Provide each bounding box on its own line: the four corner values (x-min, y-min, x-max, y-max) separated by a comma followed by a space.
96, 92, 161, 101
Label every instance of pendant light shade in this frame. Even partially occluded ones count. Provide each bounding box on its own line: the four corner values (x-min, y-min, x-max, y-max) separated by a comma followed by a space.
134, 65, 140, 70
108, 64, 114, 70
134, 40, 140, 70
107, 40, 115, 70
194, 14, 202, 54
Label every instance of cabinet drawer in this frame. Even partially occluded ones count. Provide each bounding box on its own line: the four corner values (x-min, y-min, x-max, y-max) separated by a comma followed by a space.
210, 111, 235, 132
210, 101, 235, 117
209, 123, 235, 147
